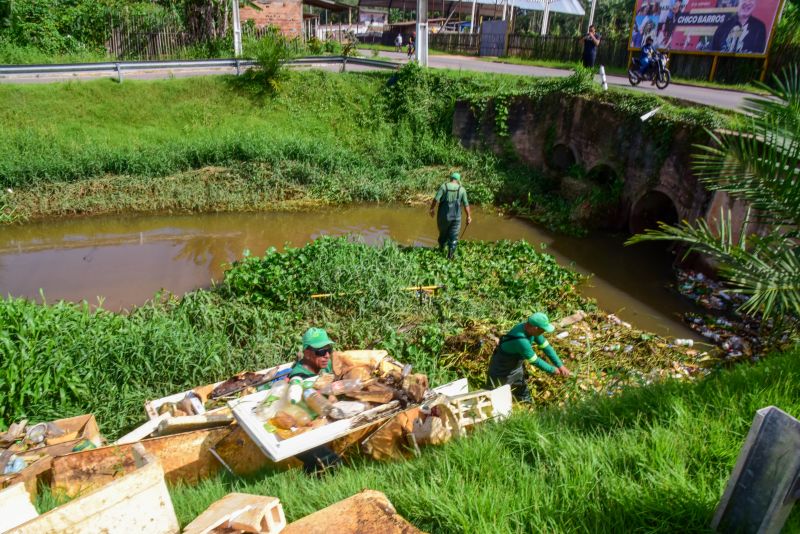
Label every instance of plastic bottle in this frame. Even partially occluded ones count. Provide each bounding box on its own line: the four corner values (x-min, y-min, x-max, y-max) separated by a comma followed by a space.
303, 388, 333, 417
255, 381, 289, 421
320, 378, 364, 396
675, 339, 694, 347
288, 378, 303, 404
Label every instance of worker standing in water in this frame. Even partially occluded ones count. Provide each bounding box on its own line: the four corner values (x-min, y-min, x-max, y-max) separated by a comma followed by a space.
429, 172, 472, 259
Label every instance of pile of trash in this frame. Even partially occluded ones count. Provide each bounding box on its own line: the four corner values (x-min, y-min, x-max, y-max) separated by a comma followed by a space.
673, 269, 795, 360
442, 310, 710, 405
253, 351, 430, 441
0, 415, 102, 478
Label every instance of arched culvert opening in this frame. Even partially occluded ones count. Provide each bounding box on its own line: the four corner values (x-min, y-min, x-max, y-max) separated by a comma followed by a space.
547, 143, 577, 173
586, 164, 619, 187
629, 191, 679, 235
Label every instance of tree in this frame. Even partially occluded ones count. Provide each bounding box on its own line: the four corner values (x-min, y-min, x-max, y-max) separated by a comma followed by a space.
627, 67, 800, 323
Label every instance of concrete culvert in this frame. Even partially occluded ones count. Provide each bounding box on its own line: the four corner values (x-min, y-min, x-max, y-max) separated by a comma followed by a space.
548, 143, 576, 173
586, 164, 618, 187
629, 191, 679, 235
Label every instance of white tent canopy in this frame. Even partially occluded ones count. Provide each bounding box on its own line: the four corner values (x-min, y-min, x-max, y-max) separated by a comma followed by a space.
511, 0, 585, 16
358, 0, 585, 17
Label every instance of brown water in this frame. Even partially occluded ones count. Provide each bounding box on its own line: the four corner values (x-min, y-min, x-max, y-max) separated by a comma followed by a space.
0, 205, 698, 337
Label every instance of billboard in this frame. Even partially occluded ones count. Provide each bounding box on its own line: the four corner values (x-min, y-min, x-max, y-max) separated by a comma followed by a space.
629, 0, 783, 56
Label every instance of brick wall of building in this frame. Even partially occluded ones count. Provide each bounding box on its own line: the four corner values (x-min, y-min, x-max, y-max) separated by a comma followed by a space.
241, 0, 303, 37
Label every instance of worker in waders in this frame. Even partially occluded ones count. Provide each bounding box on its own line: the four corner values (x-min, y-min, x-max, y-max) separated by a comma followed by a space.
429, 172, 472, 259
487, 313, 571, 403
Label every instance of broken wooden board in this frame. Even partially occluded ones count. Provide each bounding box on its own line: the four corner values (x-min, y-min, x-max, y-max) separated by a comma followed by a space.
283, 490, 422, 534
183, 493, 285, 534
0, 483, 39, 532
52, 427, 231, 497
712, 405, 800, 534
10, 444, 179, 534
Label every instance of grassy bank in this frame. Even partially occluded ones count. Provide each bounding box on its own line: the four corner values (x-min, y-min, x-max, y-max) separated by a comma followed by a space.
0, 66, 730, 233
167, 348, 800, 532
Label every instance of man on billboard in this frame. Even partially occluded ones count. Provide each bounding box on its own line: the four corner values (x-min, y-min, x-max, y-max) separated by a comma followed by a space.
710, 0, 767, 53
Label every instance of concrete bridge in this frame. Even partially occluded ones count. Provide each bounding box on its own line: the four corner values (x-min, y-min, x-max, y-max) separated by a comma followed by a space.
452, 94, 744, 236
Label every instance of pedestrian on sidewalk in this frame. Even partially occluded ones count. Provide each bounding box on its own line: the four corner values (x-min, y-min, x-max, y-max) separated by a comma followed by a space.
429, 172, 471, 260
395, 32, 403, 53
581, 25, 601, 68
486, 313, 571, 402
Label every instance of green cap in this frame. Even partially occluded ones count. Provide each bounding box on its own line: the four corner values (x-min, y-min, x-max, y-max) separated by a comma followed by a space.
302, 327, 334, 349
528, 312, 555, 333
450, 172, 461, 181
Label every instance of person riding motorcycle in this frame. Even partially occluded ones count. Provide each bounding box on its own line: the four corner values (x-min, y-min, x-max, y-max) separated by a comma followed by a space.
639, 37, 656, 77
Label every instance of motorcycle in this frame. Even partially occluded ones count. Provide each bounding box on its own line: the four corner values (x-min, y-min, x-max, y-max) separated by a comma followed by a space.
628, 51, 671, 90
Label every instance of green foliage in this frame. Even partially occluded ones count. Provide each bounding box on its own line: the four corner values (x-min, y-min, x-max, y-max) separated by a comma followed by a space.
241, 31, 292, 94
629, 67, 800, 322
167, 349, 800, 532
0, 238, 586, 438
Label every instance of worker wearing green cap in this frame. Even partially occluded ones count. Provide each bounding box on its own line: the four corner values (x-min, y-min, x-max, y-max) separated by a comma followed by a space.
487, 313, 571, 402
429, 172, 472, 260
289, 327, 335, 379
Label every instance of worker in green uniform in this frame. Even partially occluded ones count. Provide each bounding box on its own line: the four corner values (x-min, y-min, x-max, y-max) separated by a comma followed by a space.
287, 327, 340, 473
487, 313, 571, 402
289, 327, 334, 379
429, 172, 472, 259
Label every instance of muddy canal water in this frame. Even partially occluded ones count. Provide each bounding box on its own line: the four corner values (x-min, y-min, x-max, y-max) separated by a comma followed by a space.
0, 205, 697, 338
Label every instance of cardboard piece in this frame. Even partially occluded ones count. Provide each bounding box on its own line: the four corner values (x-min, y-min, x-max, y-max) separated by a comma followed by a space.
183, 493, 285, 534
9, 444, 179, 534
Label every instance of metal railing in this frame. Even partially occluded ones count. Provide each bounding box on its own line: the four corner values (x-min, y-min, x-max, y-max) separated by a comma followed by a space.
0, 56, 398, 79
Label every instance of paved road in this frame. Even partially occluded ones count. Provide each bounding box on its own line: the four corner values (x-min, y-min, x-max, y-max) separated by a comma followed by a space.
370, 50, 751, 110
1, 52, 752, 110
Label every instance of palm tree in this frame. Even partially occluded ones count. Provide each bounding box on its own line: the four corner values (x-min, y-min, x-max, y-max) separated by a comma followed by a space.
627, 66, 800, 324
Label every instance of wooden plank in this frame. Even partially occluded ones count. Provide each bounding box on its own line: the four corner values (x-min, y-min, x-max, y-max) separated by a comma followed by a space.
0, 483, 39, 532
52, 427, 231, 497
10, 446, 179, 534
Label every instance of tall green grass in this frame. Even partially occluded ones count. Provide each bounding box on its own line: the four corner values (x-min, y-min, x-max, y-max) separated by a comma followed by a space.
168, 349, 800, 532
0, 66, 735, 236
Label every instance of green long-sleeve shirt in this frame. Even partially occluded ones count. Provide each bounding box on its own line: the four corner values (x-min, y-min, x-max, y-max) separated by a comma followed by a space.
488, 323, 564, 377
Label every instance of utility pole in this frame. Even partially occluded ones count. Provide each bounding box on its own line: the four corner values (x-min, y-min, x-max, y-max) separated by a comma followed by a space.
415, 0, 429, 66
232, 0, 242, 57
588, 0, 597, 31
